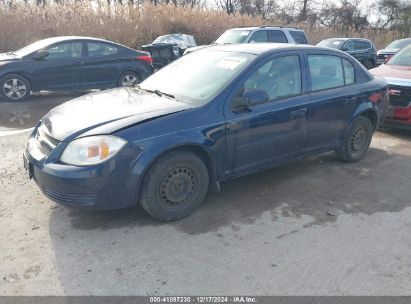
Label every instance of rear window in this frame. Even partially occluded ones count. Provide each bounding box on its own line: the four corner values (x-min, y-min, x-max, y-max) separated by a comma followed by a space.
289, 31, 309, 44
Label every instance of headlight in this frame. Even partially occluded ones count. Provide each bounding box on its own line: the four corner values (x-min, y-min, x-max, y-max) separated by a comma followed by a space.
60, 135, 127, 166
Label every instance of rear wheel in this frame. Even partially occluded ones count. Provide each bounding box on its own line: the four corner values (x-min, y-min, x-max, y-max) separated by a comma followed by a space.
335, 116, 373, 162
118, 71, 141, 87
139, 151, 209, 221
0, 74, 31, 102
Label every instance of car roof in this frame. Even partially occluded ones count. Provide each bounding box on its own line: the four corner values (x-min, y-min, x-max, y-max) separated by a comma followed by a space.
205, 43, 336, 55
35, 36, 117, 45
229, 26, 302, 31
324, 37, 371, 42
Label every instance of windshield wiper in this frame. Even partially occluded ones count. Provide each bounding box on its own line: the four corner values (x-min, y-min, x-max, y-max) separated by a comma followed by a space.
136, 85, 175, 99
6, 52, 16, 56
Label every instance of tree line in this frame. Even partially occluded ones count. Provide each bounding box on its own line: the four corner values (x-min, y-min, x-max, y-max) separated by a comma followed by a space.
2, 0, 411, 34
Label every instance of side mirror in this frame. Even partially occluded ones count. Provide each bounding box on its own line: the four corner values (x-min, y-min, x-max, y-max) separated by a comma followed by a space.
33, 50, 49, 60
341, 47, 349, 52
232, 88, 269, 110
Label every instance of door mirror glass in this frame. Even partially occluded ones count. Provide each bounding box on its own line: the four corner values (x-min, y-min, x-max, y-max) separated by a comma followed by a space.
33, 50, 49, 59
242, 88, 269, 107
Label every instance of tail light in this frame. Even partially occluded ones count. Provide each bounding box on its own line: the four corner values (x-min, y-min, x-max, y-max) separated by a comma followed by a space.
136, 55, 153, 65
368, 92, 383, 104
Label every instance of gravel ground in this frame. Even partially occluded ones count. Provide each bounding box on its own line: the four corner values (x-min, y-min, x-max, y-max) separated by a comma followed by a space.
0, 125, 411, 295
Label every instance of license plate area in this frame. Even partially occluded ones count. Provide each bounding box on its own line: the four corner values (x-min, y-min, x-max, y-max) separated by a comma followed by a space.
23, 155, 33, 180
385, 105, 395, 118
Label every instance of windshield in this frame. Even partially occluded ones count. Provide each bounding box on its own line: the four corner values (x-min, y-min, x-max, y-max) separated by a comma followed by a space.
214, 30, 250, 44
139, 50, 255, 105
387, 45, 411, 66
317, 39, 346, 49
386, 39, 411, 50
14, 38, 58, 57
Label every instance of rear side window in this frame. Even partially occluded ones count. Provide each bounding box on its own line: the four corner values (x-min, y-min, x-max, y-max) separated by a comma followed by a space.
267, 30, 288, 43
289, 31, 308, 44
87, 42, 118, 57
342, 58, 355, 85
249, 31, 268, 43
308, 55, 344, 91
355, 40, 371, 51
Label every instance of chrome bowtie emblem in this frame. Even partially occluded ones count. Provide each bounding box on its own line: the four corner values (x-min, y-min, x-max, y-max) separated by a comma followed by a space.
389, 89, 401, 96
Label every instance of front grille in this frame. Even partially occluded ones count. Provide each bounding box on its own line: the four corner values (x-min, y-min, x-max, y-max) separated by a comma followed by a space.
388, 85, 411, 108
35, 127, 60, 156
377, 53, 393, 60
44, 187, 97, 205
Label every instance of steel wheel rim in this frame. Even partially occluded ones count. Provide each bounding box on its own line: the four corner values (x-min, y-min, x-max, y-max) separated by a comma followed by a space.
159, 167, 197, 207
3, 79, 27, 100
350, 126, 366, 154
121, 74, 138, 87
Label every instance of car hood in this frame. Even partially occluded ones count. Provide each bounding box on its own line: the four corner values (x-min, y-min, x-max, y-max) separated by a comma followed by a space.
41, 88, 192, 141
370, 64, 411, 80
0, 53, 17, 62
377, 48, 400, 54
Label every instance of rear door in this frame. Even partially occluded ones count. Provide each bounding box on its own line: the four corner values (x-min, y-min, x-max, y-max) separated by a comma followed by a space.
32, 41, 85, 90
267, 30, 288, 43
305, 52, 359, 150
224, 52, 310, 178
83, 41, 123, 88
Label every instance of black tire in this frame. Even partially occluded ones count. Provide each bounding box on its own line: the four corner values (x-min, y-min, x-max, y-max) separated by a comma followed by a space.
335, 116, 373, 162
0, 74, 31, 102
364, 60, 374, 70
117, 71, 141, 87
139, 151, 209, 221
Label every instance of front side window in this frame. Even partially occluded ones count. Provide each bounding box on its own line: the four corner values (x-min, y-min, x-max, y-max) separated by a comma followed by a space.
249, 31, 268, 43
267, 30, 288, 43
387, 45, 411, 66
308, 55, 344, 91
243, 55, 302, 101
46, 42, 83, 58
343, 40, 355, 51
87, 42, 118, 57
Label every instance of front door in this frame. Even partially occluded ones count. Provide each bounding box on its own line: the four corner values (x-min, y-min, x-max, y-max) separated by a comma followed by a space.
224, 53, 309, 178
32, 41, 85, 90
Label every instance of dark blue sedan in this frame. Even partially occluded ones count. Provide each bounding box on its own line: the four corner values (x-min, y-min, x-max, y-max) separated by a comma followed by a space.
0, 36, 154, 102
24, 44, 388, 221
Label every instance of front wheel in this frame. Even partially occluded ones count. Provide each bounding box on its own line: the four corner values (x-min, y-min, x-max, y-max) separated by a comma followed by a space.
0, 74, 31, 102
118, 71, 141, 87
364, 60, 374, 70
139, 151, 209, 221
335, 116, 373, 162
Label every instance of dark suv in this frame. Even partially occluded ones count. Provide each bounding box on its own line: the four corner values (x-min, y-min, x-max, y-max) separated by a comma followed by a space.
317, 38, 377, 69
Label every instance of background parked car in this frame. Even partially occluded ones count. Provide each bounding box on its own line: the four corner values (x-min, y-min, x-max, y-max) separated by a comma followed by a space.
142, 34, 196, 69
184, 26, 309, 55
370, 44, 411, 130
317, 38, 377, 69
24, 44, 387, 221
376, 38, 411, 66
0, 36, 154, 102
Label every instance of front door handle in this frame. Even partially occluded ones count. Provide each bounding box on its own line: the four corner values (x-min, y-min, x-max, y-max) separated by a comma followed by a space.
74, 61, 84, 65
290, 108, 307, 118
345, 97, 357, 104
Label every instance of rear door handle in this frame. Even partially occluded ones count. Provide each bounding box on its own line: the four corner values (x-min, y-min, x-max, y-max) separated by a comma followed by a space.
345, 97, 357, 104
75, 61, 84, 65
290, 108, 307, 118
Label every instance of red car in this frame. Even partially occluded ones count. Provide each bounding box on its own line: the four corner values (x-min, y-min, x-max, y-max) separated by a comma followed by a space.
370, 45, 411, 130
